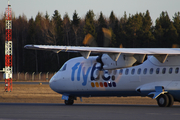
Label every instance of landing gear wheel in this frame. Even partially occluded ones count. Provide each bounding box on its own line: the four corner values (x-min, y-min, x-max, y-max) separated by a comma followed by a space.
64, 99, 74, 105
167, 94, 174, 107
157, 94, 169, 107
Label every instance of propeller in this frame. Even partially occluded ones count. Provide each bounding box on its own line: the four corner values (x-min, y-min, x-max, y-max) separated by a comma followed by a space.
83, 28, 112, 70
82, 29, 125, 86
83, 28, 111, 47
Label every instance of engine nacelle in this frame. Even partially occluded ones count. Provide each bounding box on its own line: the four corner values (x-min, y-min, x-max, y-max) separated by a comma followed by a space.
101, 54, 136, 70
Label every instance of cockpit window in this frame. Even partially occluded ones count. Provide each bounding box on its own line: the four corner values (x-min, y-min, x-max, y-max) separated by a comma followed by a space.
59, 64, 67, 71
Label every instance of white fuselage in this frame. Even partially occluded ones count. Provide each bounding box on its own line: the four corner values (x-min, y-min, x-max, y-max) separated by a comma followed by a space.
49, 55, 180, 101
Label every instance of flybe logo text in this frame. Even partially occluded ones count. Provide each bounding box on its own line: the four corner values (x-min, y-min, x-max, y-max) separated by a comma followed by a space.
71, 62, 112, 86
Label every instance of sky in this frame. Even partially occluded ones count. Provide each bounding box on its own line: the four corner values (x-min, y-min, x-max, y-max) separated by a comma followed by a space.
0, 0, 180, 24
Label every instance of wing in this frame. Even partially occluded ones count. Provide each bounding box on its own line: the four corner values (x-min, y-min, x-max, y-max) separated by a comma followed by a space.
24, 45, 180, 63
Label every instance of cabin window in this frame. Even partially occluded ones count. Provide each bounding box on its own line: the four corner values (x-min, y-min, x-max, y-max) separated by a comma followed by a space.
175, 67, 179, 74
162, 68, 166, 74
143, 68, 147, 74
59, 64, 67, 71
156, 68, 160, 74
119, 69, 123, 75
131, 68, 135, 75
169, 68, 173, 74
125, 69, 129, 75
137, 68, 141, 74
150, 68, 153, 74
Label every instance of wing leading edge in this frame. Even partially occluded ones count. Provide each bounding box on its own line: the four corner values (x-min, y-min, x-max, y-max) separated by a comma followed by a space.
24, 45, 180, 63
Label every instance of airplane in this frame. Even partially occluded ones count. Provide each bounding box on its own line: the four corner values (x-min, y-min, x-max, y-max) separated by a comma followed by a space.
24, 31, 180, 107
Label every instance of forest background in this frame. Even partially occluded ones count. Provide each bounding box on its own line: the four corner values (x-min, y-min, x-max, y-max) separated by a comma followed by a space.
0, 10, 180, 73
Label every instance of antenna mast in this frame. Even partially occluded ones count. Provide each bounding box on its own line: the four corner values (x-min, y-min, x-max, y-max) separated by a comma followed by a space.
4, 0, 13, 92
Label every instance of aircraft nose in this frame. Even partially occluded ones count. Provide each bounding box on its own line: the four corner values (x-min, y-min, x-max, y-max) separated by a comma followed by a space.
49, 75, 58, 91
49, 72, 68, 93
49, 77, 53, 88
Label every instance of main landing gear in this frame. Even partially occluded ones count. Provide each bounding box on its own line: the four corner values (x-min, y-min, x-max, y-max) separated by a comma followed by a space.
156, 94, 174, 107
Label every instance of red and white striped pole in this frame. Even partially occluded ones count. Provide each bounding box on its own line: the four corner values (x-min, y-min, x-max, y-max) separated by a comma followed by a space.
4, 0, 13, 92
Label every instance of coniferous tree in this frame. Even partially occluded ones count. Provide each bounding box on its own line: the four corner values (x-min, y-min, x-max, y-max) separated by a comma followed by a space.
167, 22, 178, 45
126, 13, 143, 47
84, 10, 96, 38
52, 10, 63, 45
63, 13, 71, 60
24, 17, 36, 72
0, 10, 180, 73
173, 12, 180, 44
13, 15, 28, 72
141, 10, 155, 47
155, 11, 178, 47
97, 12, 107, 46
51, 10, 65, 70
45, 11, 49, 20
72, 10, 80, 45
154, 18, 164, 47
34, 12, 44, 72
118, 12, 128, 48
109, 11, 116, 30
63, 13, 71, 45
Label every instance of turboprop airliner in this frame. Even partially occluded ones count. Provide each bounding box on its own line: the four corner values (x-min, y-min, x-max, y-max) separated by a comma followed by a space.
24, 31, 180, 107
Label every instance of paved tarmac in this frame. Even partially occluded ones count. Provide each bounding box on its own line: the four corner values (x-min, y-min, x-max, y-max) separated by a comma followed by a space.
0, 103, 180, 120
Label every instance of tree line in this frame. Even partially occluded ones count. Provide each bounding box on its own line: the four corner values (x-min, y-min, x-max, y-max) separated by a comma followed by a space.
0, 10, 180, 72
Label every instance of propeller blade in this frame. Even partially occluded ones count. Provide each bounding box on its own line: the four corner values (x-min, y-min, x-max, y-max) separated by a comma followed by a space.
119, 44, 123, 48
83, 33, 97, 47
102, 28, 111, 47
172, 44, 179, 48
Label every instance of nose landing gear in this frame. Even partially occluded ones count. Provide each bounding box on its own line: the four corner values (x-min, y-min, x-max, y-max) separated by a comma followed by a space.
63, 96, 76, 105
65, 99, 74, 105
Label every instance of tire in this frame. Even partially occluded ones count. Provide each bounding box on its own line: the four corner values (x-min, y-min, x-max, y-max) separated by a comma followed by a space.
157, 94, 169, 107
64, 99, 74, 105
69, 99, 74, 105
64, 100, 69, 105
167, 94, 174, 107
